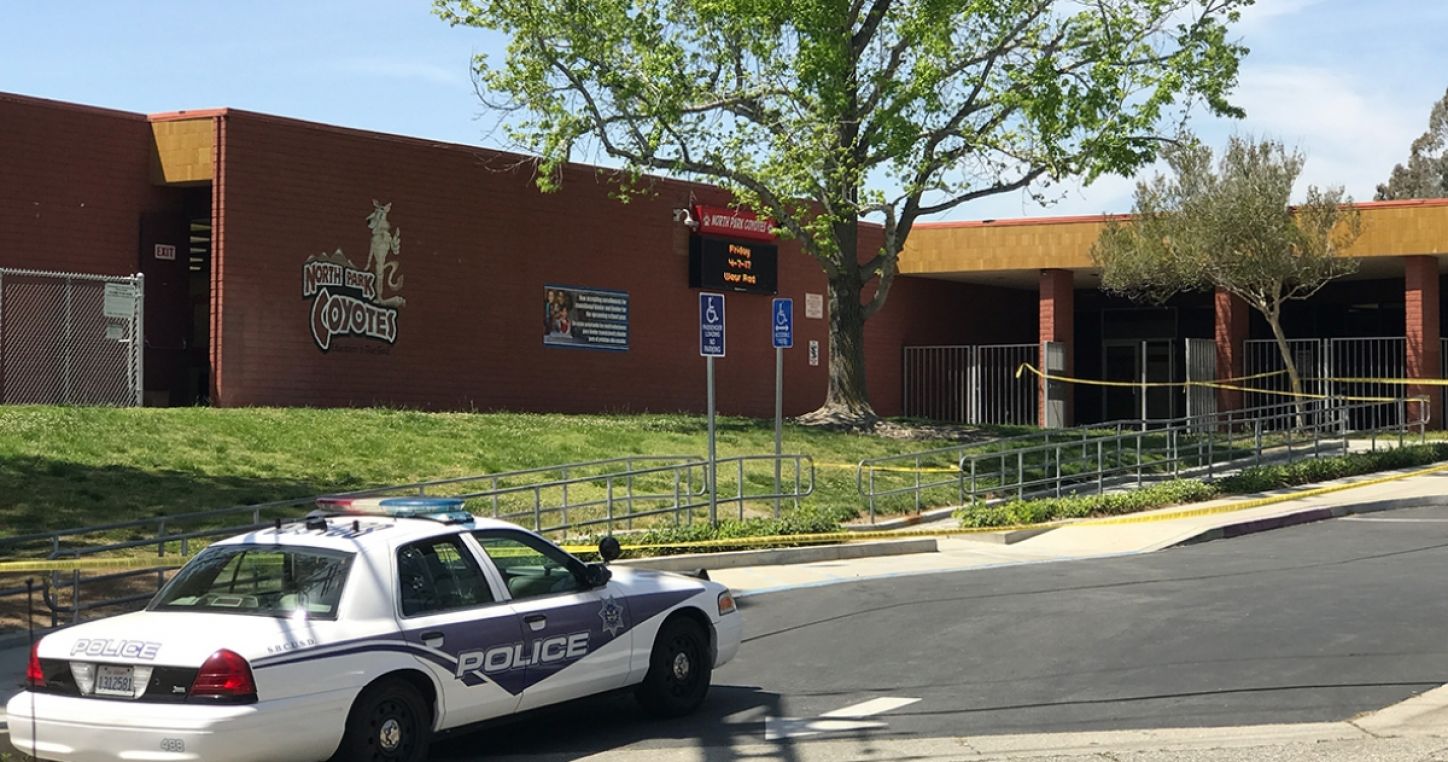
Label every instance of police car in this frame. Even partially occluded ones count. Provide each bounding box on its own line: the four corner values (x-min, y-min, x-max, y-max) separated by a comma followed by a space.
7, 497, 742, 761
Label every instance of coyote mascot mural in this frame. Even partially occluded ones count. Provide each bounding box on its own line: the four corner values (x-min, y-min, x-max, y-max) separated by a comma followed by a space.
299, 200, 409, 351
365, 200, 406, 308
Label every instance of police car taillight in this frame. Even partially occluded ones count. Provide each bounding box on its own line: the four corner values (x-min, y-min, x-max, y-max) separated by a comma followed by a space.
190, 649, 256, 701
718, 591, 736, 616
25, 639, 44, 688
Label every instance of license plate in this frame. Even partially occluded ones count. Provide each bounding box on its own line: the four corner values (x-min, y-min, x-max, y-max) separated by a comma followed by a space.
94, 665, 134, 697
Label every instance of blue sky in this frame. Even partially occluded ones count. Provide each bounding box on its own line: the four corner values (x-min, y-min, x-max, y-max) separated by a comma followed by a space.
4, 1, 1445, 221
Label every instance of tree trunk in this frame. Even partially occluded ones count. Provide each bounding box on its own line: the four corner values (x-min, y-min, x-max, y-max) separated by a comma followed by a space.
1265, 315, 1303, 398
802, 270, 878, 426
1265, 311, 1309, 428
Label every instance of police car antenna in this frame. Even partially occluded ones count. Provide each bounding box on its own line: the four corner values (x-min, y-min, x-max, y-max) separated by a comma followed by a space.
26, 577, 37, 760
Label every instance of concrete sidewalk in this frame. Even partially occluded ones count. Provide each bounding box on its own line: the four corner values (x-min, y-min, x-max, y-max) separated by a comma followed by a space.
711, 464, 1448, 597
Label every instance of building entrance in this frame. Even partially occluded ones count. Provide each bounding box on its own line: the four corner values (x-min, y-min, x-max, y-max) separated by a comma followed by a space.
1101, 339, 1177, 422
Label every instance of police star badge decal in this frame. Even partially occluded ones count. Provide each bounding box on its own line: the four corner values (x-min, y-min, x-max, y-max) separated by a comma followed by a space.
598, 596, 626, 638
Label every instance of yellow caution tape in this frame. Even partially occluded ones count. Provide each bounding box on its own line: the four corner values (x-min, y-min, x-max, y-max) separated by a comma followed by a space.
1311, 377, 1448, 387
0, 522, 1062, 573
1014, 363, 1287, 388
0, 557, 190, 574
1014, 363, 1409, 403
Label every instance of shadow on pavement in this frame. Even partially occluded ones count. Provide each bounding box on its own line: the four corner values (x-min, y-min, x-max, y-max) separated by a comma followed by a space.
430, 684, 783, 761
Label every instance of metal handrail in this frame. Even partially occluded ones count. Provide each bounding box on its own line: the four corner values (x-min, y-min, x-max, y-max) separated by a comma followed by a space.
0, 455, 706, 556
858, 396, 1429, 522
3, 452, 814, 628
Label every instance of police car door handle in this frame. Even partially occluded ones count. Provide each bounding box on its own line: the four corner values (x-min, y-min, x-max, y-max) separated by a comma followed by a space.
421, 631, 445, 649
523, 614, 547, 632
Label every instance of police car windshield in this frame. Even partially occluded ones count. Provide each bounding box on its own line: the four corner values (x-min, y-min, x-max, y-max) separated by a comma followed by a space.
150, 545, 354, 619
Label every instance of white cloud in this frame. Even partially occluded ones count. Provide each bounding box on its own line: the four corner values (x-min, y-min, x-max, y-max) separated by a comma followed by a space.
1234, 0, 1325, 30
324, 57, 468, 87
1205, 64, 1422, 200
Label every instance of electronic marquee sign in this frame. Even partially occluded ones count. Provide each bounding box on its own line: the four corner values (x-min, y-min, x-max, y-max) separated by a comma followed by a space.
689, 235, 778, 294
688, 205, 779, 294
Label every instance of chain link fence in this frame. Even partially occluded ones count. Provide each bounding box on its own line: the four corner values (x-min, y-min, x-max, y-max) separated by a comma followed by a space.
0, 268, 143, 405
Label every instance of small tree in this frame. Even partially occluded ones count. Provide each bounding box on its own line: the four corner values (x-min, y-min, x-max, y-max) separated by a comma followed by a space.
1091, 136, 1361, 400
435, 0, 1253, 425
1377, 88, 1448, 201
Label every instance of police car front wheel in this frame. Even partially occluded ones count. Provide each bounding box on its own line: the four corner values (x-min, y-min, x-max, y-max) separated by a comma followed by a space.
332, 677, 432, 762
637, 616, 712, 717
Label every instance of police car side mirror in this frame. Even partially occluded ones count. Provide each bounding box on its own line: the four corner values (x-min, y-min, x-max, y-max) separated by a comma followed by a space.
597, 536, 622, 563
584, 563, 612, 589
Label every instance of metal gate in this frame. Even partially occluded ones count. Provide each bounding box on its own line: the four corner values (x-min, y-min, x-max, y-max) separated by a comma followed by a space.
0, 268, 144, 405
1242, 338, 1325, 411
1185, 338, 1216, 423
1327, 337, 1406, 430
1245, 336, 1410, 430
902, 343, 1037, 425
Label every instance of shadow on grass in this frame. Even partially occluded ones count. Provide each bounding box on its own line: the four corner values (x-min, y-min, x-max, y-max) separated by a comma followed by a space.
0, 455, 349, 543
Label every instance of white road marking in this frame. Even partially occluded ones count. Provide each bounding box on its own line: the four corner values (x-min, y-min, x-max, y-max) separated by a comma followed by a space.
819, 697, 921, 718
765, 697, 920, 741
1340, 517, 1448, 523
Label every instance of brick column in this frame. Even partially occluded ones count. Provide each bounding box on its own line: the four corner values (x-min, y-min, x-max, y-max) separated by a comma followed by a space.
1214, 289, 1249, 413
1405, 255, 1441, 428
1039, 269, 1074, 427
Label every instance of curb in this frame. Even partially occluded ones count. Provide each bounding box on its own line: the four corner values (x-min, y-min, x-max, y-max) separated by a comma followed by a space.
1175, 495, 1448, 547
952, 526, 1055, 545
844, 504, 959, 531
616, 537, 939, 573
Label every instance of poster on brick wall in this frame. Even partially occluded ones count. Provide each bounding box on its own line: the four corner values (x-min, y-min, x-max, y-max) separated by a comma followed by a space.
544, 285, 629, 351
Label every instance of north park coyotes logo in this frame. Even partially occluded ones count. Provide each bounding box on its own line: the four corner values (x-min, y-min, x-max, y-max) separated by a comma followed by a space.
302, 200, 407, 352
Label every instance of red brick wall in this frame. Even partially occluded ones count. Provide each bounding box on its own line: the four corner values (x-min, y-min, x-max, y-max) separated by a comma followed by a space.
1038, 268, 1074, 425
1404, 255, 1441, 427
0, 93, 178, 275
1214, 288, 1250, 412
214, 112, 1022, 417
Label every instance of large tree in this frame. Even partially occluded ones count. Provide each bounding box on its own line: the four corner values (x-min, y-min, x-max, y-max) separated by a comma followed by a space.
437, 0, 1253, 423
1377, 87, 1448, 201
1092, 135, 1362, 401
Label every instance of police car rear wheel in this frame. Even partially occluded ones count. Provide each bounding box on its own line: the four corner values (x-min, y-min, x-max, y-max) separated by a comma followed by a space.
333, 679, 431, 762
637, 617, 711, 717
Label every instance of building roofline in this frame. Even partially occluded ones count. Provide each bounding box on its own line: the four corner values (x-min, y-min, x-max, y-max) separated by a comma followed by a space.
152, 106, 736, 197
0, 90, 150, 121
148, 108, 230, 123
915, 198, 1448, 230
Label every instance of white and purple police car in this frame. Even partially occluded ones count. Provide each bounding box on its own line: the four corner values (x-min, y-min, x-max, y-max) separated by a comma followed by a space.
7, 497, 742, 761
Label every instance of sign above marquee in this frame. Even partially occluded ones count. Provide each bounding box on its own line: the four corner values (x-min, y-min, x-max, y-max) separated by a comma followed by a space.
693, 205, 776, 242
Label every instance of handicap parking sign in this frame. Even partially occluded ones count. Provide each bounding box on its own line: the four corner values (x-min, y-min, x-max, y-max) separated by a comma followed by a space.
700, 293, 725, 357
772, 298, 793, 349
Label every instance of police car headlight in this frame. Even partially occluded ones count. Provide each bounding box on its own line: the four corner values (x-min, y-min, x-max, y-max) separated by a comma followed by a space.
717, 591, 736, 616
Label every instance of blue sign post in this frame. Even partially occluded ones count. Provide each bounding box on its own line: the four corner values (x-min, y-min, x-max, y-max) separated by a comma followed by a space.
699, 292, 725, 523
770, 297, 792, 516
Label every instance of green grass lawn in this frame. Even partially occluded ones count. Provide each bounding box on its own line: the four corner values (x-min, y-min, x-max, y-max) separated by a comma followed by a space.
0, 406, 1022, 540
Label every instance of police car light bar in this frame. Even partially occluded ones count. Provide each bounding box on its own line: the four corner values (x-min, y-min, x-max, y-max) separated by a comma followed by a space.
314, 496, 474, 525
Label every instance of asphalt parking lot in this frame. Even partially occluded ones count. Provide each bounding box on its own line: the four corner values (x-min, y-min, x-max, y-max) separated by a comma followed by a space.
7, 504, 1448, 760
434, 504, 1448, 759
